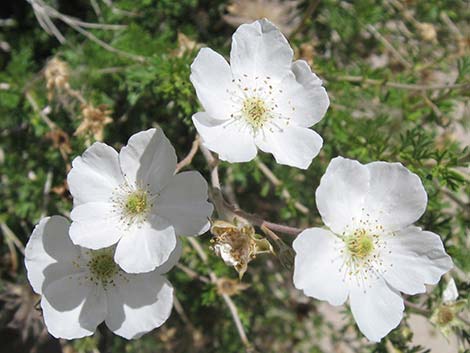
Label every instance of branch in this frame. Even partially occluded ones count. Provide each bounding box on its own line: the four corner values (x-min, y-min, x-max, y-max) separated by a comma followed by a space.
175, 136, 200, 173
404, 299, 430, 315
0, 222, 25, 255
332, 75, 470, 91
255, 159, 309, 215
176, 263, 210, 284
366, 24, 412, 69
288, 0, 321, 39
187, 237, 253, 351
27, 0, 147, 63
227, 205, 304, 236
198, 141, 303, 236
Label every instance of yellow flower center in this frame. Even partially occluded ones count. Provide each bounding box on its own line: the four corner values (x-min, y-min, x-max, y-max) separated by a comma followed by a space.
346, 230, 375, 259
242, 97, 269, 128
125, 190, 148, 216
88, 250, 118, 286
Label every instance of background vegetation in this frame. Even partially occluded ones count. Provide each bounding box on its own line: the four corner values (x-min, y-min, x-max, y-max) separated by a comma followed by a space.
0, 0, 469, 352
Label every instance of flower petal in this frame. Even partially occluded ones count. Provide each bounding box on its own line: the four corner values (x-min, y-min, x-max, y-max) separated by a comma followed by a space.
193, 112, 257, 163
349, 278, 404, 342
293, 228, 349, 306
230, 19, 293, 82
443, 278, 458, 302
283, 60, 329, 127
25, 216, 81, 294
41, 273, 107, 339
155, 171, 213, 236
70, 202, 122, 250
315, 157, 369, 234
382, 226, 453, 295
255, 126, 323, 169
154, 239, 182, 275
119, 128, 177, 194
190, 48, 236, 120
364, 161, 428, 231
105, 272, 173, 339
67, 142, 124, 205
114, 216, 177, 273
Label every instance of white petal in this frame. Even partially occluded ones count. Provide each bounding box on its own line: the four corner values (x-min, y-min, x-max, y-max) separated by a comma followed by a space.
286, 60, 330, 127
154, 239, 182, 275
443, 278, 458, 303
190, 48, 236, 120
25, 216, 81, 294
315, 157, 369, 234
105, 272, 173, 339
214, 243, 238, 267
155, 171, 213, 236
114, 217, 177, 273
293, 228, 349, 306
255, 126, 323, 169
382, 226, 453, 295
41, 273, 107, 339
349, 278, 404, 342
119, 128, 177, 194
193, 112, 257, 163
67, 142, 124, 205
364, 162, 428, 231
70, 202, 122, 250
230, 19, 293, 82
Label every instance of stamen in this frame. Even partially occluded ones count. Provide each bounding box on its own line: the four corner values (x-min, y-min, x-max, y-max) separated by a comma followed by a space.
242, 97, 269, 128
87, 250, 119, 288
110, 184, 153, 228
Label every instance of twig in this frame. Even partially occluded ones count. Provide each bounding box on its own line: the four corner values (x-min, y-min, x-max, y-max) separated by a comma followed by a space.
228, 205, 304, 236
67, 20, 147, 63
332, 75, 470, 91
0, 222, 25, 255
421, 93, 447, 124
27, 0, 146, 63
176, 263, 210, 284
404, 299, 430, 315
289, 0, 321, 39
366, 24, 412, 69
25, 91, 56, 129
255, 159, 309, 215
40, 170, 53, 218
173, 294, 198, 334
101, 0, 139, 17
198, 142, 304, 236
29, 0, 126, 30
175, 136, 200, 173
439, 12, 464, 40
187, 237, 252, 351
89, 0, 102, 18
25, 91, 71, 167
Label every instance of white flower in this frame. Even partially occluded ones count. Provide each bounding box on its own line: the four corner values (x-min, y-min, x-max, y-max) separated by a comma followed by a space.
67, 128, 213, 273
293, 157, 453, 342
190, 19, 329, 169
25, 216, 181, 339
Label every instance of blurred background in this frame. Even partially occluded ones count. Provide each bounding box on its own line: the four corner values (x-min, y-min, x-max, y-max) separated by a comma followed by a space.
0, 0, 469, 352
